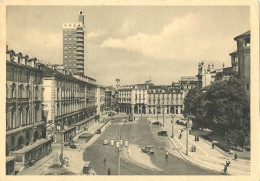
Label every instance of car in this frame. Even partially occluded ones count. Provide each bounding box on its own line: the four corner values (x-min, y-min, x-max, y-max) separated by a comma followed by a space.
157, 131, 168, 136
103, 139, 108, 145
141, 145, 155, 154
128, 116, 133, 121
70, 144, 76, 149
152, 121, 160, 125
108, 112, 115, 116
82, 161, 93, 175
96, 129, 101, 134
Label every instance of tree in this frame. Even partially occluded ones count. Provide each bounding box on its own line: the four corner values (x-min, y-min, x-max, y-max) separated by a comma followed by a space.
183, 77, 250, 146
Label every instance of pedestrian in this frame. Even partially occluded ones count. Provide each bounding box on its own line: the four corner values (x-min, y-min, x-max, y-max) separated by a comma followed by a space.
223, 165, 227, 175
233, 153, 238, 160
225, 159, 231, 167
107, 168, 111, 175
212, 142, 215, 149
104, 155, 107, 163
78, 144, 81, 151
197, 136, 199, 141
165, 151, 168, 159
179, 133, 182, 139
195, 136, 197, 141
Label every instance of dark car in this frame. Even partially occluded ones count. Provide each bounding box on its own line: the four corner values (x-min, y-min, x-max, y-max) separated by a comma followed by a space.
108, 112, 115, 116
70, 144, 76, 149
141, 145, 155, 154
152, 121, 160, 125
96, 129, 101, 134
157, 131, 168, 136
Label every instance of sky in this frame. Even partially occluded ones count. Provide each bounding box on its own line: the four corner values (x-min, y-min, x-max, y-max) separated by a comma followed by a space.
6, 6, 249, 86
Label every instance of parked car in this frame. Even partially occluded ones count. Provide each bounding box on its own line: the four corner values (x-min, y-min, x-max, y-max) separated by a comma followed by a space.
128, 116, 133, 121
179, 119, 188, 126
64, 141, 75, 146
70, 144, 76, 149
83, 161, 92, 174
152, 121, 160, 125
141, 145, 155, 154
103, 139, 108, 145
108, 112, 115, 116
96, 129, 101, 134
157, 131, 168, 136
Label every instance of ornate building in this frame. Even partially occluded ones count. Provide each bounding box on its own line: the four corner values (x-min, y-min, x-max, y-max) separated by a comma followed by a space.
41, 64, 98, 143
6, 47, 51, 173
117, 80, 185, 115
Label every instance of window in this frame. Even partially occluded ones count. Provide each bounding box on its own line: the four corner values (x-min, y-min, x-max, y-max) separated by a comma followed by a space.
245, 38, 250, 47
26, 72, 30, 82
26, 108, 29, 124
26, 131, 30, 140
11, 136, 15, 146
11, 87, 15, 98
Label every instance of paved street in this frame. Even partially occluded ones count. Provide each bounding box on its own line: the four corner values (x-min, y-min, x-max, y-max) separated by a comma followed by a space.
149, 114, 250, 175
83, 114, 218, 175
17, 113, 250, 175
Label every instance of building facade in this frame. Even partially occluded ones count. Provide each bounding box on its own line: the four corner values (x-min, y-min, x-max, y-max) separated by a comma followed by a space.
96, 85, 105, 115
6, 48, 51, 171
63, 10, 85, 75
118, 85, 134, 114
233, 30, 250, 91
117, 81, 185, 115
41, 64, 98, 143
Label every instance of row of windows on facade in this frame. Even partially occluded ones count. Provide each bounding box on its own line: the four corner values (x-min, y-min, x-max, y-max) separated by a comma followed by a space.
56, 102, 86, 116
6, 106, 41, 131
64, 51, 77, 54
7, 69, 42, 83
64, 23, 82, 27
6, 84, 40, 99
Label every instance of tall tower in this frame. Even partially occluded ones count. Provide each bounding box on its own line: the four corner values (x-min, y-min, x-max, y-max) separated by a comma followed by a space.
62, 10, 85, 75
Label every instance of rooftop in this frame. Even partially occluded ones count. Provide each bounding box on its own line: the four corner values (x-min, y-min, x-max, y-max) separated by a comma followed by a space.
234, 30, 250, 40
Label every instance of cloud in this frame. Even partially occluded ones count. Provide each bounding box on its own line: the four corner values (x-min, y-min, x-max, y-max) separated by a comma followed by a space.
119, 20, 136, 35
101, 14, 231, 61
86, 30, 106, 39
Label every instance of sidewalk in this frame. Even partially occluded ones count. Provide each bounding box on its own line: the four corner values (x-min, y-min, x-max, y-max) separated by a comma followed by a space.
148, 115, 250, 175
18, 117, 111, 175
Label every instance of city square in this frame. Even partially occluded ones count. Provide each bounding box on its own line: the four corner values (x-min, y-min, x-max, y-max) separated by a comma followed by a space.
4, 4, 255, 177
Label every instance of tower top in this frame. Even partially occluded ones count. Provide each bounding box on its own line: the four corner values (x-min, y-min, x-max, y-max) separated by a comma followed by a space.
79, 10, 84, 25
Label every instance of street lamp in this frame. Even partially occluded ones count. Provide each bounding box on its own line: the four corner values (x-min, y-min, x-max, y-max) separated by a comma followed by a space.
57, 121, 63, 166
171, 114, 175, 138
162, 105, 165, 127
186, 115, 193, 156
111, 129, 128, 175
157, 103, 160, 120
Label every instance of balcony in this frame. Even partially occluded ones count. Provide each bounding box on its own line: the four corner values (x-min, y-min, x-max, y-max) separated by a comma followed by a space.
77, 61, 84, 65
7, 97, 30, 103
76, 38, 84, 42
76, 47, 84, 51
76, 65, 83, 69
77, 52, 84, 55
